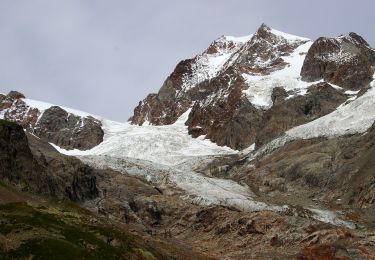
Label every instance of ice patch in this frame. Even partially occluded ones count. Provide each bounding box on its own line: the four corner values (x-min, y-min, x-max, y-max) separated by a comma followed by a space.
224, 34, 253, 43
23, 98, 99, 119
55, 109, 236, 166
240, 143, 255, 155
309, 208, 355, 229
242, 41, 323, 109
345, 90, 360, 95
287, 86, 375, 139
79, 154, 285, 213
270, 27, 310, 42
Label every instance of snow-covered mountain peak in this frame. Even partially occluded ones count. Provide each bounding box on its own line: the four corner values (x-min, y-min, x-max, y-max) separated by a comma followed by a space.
175, 33, 252, 96
228, 24, 311, 76
130, 25, 375, 152
252, 23, 310, 43
204, 34, 252, 55
222, 34, 253, 44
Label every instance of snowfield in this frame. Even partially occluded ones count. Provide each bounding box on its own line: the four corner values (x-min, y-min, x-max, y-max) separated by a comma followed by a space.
78, 154, 284, 213
287, 82, 375, 139
178, 34, 253, 96
50, 107, 287, 213
247, 74, 375, 159
241, 39, 323, 109
52, 109, 236, 166
23, 98, 98, 119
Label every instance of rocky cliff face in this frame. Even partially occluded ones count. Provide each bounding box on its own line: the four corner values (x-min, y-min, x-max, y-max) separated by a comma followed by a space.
130, 24, 375, 150
0, 91, 104, 150
33, 106, 104, 150
130, 32, 251, 126
301, 32, 375, 89
0, 119, 98, 201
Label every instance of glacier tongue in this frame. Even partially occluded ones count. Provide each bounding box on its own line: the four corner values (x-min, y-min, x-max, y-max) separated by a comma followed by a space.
52, 104, 356, 228
53, 108, 286, 213
53, 109, 235, 166
78, 154, 284, 213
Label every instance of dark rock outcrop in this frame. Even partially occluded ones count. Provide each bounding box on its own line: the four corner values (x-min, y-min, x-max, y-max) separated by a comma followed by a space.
34, 106, 104, 150
0, 91, 26, 111
255, 82, 347, 147
0, 119, 98, 201
131, 93, 191, 126
3, 99, 39, 131
0, 120, 39, 185
186, 76, 263, 150
0, 91, 104, 150
6, 90, 26, 100
301, 33, 375, 90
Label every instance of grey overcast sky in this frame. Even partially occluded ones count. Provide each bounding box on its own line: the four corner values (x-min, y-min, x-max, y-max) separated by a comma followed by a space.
0, 0, 374, 121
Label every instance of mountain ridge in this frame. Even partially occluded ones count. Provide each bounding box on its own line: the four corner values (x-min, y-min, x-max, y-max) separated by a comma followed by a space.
130, 23, 375, 150
2, 23, 375, 259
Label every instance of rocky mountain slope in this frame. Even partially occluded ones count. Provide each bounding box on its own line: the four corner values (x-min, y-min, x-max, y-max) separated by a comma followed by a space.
1, 23, 375, 259
130, 24, 375, 150
0, 91, 103, 150
0, 119, 98, 201
0, 119, 211, 259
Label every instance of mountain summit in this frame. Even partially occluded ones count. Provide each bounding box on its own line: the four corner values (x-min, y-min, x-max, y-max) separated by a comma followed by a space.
130, 24, 375, 150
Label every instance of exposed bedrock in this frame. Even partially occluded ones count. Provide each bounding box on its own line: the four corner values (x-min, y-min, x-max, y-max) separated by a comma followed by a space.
301, 33, 375, 90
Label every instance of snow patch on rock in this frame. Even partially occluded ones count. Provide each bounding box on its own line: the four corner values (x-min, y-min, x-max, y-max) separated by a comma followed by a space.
23, 98, 98, 119
309, 208, 355, 229
269, 27, 310, 42
287, 83, 375, 139
248, 75, 375, 162
179, 35, 252, 95
241, 41, 323, 109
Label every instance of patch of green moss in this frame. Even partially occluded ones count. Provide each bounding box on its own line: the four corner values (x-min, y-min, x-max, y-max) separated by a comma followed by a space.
1, 238, 85, 260
135, 248, 157, 260
0, 203, 65, 235
0, 202, 156, 259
